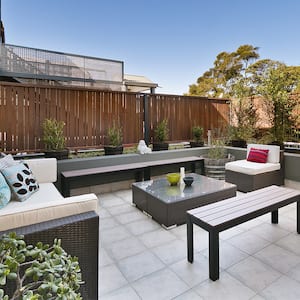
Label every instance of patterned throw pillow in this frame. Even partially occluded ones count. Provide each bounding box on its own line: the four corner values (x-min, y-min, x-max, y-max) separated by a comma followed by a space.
247, 148, 269, 163
1, 162, 39, 202
0, 154, 18, 170
0, 172, 11, 208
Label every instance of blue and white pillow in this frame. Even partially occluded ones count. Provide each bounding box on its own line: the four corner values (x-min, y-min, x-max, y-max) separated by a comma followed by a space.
0, 172, 11, 208
1, 162, 39, 202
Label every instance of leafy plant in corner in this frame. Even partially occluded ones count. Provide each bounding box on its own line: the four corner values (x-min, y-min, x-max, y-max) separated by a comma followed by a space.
42, 118, 68, 159
0, 232, 83, 300
42, 118, 66, 151
190, 126, 204, 147
104, 121, 123, 155
153, 119, 169, 151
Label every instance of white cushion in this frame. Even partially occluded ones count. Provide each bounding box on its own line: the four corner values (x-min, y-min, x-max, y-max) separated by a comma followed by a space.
24, 158, 57, 183
247, 144, 280, 164
225, 159, 280, 175
0, 183, 98, 231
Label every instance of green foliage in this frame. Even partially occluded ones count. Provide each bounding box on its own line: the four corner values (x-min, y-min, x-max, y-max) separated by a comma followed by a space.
154, 119, 169, 142
0, 232, 83, 300
188, 44, 260, 97
192, 126, 204, 142
42, 118, 66, 151
208, 140, 227, 159
256, 65, 300, 143
107, 122, 123, 146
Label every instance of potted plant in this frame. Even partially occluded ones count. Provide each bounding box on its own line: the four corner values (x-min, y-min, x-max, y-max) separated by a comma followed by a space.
0, 232, 83, 299
42, 118, 69, 160
104, 121, 123, 155
152, 119, 169, 151
203, 140, 235, 179
228, 125, 248, 148
190, 126, 204, 147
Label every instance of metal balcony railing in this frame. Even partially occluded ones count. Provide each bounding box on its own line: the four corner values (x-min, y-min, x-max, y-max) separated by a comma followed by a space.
0, 44, 124, 90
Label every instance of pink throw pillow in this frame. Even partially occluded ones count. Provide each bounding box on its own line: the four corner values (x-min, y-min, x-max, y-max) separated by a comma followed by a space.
247, 148, 269, 163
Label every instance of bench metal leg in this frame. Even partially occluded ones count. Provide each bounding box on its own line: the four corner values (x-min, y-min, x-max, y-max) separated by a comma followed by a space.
297, 201, 300, 234
271, 210, 278, 224
187, 215, 194, 263
209, 230, 219, 281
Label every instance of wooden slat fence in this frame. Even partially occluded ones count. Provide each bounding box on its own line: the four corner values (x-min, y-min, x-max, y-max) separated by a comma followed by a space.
0, 82, 230, 152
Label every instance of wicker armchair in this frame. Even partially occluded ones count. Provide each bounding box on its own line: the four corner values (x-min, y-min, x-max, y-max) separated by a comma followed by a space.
1, 211, 99, 300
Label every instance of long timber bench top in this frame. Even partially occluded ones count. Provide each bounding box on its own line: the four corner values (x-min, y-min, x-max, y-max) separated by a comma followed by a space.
61, 156, 203, 178
188, 185, 300, 232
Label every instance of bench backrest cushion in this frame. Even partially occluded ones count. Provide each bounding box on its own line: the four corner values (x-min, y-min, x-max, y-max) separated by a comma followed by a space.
247, 144, 280, 164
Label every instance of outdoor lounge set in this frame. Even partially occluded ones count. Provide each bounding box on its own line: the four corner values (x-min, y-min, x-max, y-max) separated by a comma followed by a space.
0, 156, 99, 299
0, 142, 299, 297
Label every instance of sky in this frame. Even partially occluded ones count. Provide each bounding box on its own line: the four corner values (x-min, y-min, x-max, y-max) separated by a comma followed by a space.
1, 0, 300, 95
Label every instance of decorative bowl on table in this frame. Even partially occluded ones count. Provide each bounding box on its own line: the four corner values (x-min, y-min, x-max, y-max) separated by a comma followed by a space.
166, 173, 180, 186
183, 176, 194, 186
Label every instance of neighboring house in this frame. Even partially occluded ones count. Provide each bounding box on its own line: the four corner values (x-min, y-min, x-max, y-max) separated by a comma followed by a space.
0, 43, 158, 93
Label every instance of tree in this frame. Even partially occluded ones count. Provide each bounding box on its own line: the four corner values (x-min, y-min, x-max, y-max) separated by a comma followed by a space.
188, 44, 260, 97
256, 64, 300, 143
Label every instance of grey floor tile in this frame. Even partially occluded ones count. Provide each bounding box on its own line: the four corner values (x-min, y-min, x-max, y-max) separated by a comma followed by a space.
238, 218, 264, 230
287, 262, 300, 283
202, 240, 248, 269
100, 225, 131, 246
152, 239, 187, 265
173, 289, 204, 300
105, 236, 146, 261
260, 275, 300, 300
106, 203, 136, 216
100, 216, 119, 230
194, 272, 256, 300
125, 218, 160, 236
276, 233, 300, 256
138, 228, 177, 248
98, 207, 111, 218
227, 256, 281, 292
99, 264, 128, 297
100, 247, 114, 267
254, 244, 300, 274
100, 194, 126, 207
249, 222, 290, 243
117, 250, 165, 282
132, 268, 189, 300
117, 210, 146, 225
169, 253, 209, 287
220, 226, 245, 240
277, 215, 297, 232
227, 231, 270, 255
100, 285, 140, 300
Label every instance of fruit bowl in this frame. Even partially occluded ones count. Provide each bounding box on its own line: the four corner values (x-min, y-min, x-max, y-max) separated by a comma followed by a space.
183, 176, 194, 186
166, 173, 180, 186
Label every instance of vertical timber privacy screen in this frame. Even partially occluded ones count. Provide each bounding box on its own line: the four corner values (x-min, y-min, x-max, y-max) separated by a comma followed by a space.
0, 82, 230, 152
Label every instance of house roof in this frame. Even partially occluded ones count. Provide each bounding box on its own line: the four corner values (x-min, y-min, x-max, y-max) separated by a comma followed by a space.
124, 74, 158, 93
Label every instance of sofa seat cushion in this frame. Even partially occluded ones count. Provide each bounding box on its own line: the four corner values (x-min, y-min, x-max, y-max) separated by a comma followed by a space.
225, 159, 280, 175
0, 183, 98, 231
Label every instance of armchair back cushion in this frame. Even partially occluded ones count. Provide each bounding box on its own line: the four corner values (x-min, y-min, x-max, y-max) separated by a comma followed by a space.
247, 144, 280, 164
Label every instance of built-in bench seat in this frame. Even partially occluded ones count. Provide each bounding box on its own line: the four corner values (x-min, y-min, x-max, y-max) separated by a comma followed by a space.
61, 156, 204, 197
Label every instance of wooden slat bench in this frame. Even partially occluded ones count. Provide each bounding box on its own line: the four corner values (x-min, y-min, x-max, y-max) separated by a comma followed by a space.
61, 156, 204, 197
187, 185, 300, 281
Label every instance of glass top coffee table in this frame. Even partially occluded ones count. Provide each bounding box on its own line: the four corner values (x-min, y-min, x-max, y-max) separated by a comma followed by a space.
132, 173, 236, 228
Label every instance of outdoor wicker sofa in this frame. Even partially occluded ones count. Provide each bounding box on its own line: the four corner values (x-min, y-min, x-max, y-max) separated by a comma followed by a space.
0, 158, 99, 300
225, 144, 284, 192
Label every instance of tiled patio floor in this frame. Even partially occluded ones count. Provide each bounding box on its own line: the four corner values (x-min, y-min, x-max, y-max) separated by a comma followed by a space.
99, 184, 300, 300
